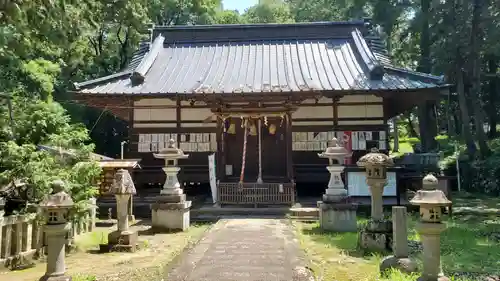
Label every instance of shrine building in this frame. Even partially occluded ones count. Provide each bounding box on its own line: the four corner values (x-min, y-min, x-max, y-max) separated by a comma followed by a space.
72, 20, 449, 205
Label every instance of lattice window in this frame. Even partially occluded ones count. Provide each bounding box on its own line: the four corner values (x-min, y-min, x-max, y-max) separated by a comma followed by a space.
48, 211, 58, 222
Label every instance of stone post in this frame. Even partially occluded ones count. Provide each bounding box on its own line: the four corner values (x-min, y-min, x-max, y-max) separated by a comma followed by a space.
107, 169, 137, 252
357, 148, 394, 252
317, 138, 357, 232
0, 197, 5, 260
151, 139, 191, 231
39, 180, 73, 281
411, 174, 451, 281
380, 206, 417, 274
88, 198, 96, 232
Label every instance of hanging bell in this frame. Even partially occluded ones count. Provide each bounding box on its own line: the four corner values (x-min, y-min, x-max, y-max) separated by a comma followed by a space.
249, 121, 257, 136
269, 124, 277, 135
227, 123, 236, 135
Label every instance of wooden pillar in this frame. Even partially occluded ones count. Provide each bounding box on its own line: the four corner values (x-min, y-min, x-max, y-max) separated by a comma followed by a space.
216, 116, 225, 181
286, 113, 294, 183
333, 97, 339, 127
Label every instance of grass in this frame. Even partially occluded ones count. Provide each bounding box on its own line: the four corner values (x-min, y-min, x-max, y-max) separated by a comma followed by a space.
0, 222, 212, 281
390, 141, 414, 157
295, 213, 500, 281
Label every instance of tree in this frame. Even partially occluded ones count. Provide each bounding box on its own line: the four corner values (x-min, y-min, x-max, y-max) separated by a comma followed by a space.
243, 1, 295, 23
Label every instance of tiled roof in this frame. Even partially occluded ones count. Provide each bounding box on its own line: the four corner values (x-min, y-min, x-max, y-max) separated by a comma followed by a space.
74, 21, 447, 95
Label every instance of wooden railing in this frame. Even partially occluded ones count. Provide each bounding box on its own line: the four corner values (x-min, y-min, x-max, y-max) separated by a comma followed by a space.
217, 182, 295, 206
0, 198, 96, 269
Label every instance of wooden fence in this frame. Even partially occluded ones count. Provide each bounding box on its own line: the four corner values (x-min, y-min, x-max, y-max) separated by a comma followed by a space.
0, 198, 97, 268
217, 182, 295, 206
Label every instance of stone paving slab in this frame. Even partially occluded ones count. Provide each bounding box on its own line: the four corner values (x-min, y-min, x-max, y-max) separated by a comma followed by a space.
165, 218, 306, 281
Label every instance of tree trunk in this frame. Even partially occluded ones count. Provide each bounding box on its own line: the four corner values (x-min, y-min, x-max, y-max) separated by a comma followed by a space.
404, 113, 419, 138
487, 56, 498, 138
457, 65, 476, 154
417, 0, 438, 152
469, 0, 490, 157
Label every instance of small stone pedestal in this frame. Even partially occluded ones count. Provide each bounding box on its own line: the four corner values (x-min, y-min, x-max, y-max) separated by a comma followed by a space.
318, 201, 358, 232
317, 138, 358, 232
39, 180, 73, 281
151, 139, 191, 231
357, 148, 394, 252
151, 194, 191, 231
411, 174, 451, 281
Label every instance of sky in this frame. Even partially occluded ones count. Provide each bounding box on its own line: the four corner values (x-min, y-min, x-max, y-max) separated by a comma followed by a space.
223, 0, 258, 13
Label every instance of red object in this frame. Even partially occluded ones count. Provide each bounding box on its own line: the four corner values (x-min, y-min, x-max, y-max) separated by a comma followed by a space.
343, 131, 352, 165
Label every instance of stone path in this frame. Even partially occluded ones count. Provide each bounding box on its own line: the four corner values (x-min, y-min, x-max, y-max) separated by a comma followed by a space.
165, 218, 307, 281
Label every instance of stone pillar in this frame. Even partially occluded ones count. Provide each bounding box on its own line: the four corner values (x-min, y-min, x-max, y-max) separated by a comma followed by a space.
88, 198, 96, 232
115, 194, 130, 232
380, 206, 417, 274
39, 180, 73, 281
0, 197, 5, 260
410, 174, 451, 281
107, 169, 137, 252
369, 183, 385, 221
13, 218, 23, 255
42, 223, 72, 280
418, 223, 446, 280
1, 218, 12, 259
317, 138, 358, 232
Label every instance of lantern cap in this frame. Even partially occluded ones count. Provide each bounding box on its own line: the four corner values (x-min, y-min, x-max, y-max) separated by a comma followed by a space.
410, 190, 451, 206
356, 147, 393, 167
318, 137, 352, 159
40, 180, 74, 209
109, 169, 137, 195
154, 139, 189, 160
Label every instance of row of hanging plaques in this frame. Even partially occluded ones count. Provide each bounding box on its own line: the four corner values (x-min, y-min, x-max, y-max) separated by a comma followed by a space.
137, 133, 217, 153
292, 131, 387, 151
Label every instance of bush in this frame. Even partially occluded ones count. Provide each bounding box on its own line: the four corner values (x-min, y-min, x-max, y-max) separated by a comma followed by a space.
439, 138, 500, 195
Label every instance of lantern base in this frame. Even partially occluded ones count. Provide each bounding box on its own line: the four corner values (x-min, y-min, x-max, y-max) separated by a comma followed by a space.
318, 201, 358, 232
107, 230, 138, 252
151, 201, 191, 232
380, 256, 417, 275
359, 219, 393, 252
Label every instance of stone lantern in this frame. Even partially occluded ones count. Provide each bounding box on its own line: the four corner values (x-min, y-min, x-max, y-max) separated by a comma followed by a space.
151, 139, 192, 231
107, 169, 137, 252
410, 173, 451, 281
317, 138, 357, 232
154, 139, 189, 195
357, 148, 394, 252
318, 137, 352, 202
356, 147, 394, 221
39, 180, 73, 281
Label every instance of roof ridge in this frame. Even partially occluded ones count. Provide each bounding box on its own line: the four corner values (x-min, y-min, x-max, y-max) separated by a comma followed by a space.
383, 66, 446, 84
152, 20, 368, 31
73, 71, 131, 90
130, 34, 165, 85
351, 29, 384, 80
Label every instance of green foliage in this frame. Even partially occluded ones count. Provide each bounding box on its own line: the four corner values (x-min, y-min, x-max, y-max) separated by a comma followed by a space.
0, 96, 101, 213
243, 1, 295, 24
216, 10, 244, 24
